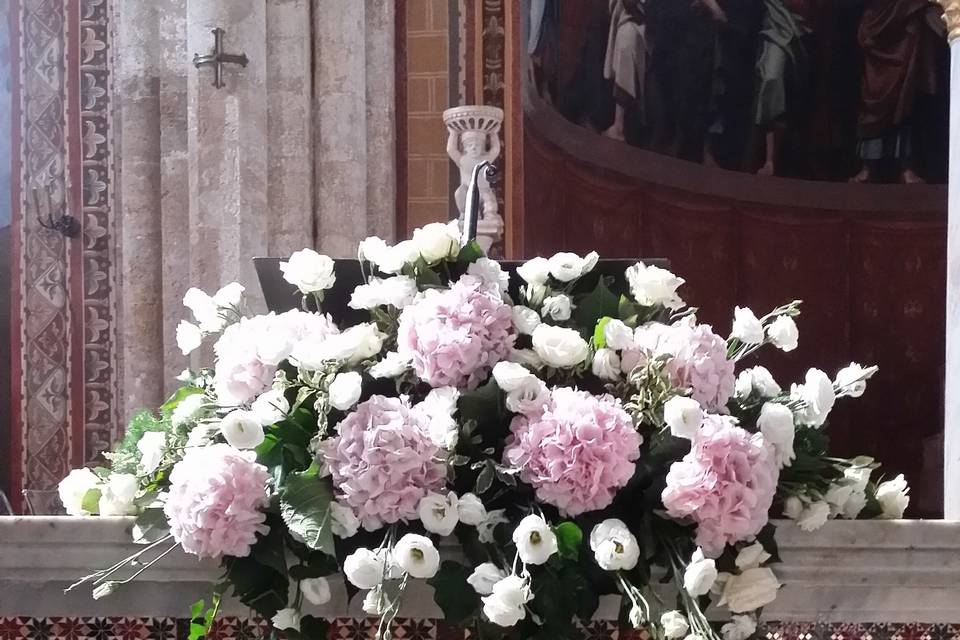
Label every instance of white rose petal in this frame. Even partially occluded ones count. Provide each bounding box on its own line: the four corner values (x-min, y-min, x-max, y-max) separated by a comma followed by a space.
492, 361, 534, 392
542, 294, 573, 321
349, 276, 418, 310
660, 611, 690, 639
603, 319, 634, 351
213, 282, 244, 308
721, 615, 757, 640
329, 371, 363, 411
548, 251, 598, 282
468, 562, 507, 595
732, 306, 764, 344
876, 474, 910, 519
344, 548, 385, 590
300, 577, 331, 606
720, 567, 781, 613
457, 493, 487, 526
418, 492, 460, 536
591, 348, 621, 381
663, 396, 703, 440
505, 376, 550, 416
183, 287, 225, 333
176, 320, 203, 355
251, 389, 289, 426
468, 258, 509, 294
511, 306, 541, 335
329, 501, 361, 538
394, 533, 440, 579
625, 262, 685, 309
796, 500, 831, 532
370, 351, 411, 378
413, 221, 461, 263
757, 402, 796, 468
683, 548, 718, 597
219, 410, 265, 450
294, 323, 384, 369
271, 608, 301, 632
377, 240, 420, 275
835, 362, 878, 398
512, 514, 558, 565
98, 473, 138, 516
824, 483, 855, 517
358, 236, 389, 266
280, 249, 336, 294
136, 431, 166, 475
531, 324, 589, 368
767, 315, 799, 352
516, 257, 551, 285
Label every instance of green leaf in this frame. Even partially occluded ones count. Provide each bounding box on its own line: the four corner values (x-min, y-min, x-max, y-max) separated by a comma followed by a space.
160, 386, 204, 413
428, 561, 479, 625
416, 258, 443, 288
593, 316, 612, 349
223, 554, 288, 618
574, 277, 620, 338
280, 469, 335, 556
618, 295, 638, 324
132, 508, 170, 544
457, 240, 485, 265
459, 380, 503, 429
81, 488, 102, 514
553, 522, 583, 561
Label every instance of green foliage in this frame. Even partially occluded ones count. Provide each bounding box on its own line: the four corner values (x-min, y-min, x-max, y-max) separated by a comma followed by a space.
160, 386, 204, 414
457, 240, 485, 265
223, 551, 288, 618
280, 467, 336, 556
188, 594, 221, 640
107, 410, 168, 474
573, 277, 620, 339
428, 561, 479, 625
553, 522, 583, 561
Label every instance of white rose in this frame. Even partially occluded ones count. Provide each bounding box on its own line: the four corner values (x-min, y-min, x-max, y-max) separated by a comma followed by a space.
508, 348, 543, 369
176, 320, 203, 355
377, 240, 420, 275
512, 514, 558, 565
511, 306, 541, 335
271, 608, 300, 632
468, 258, 509, 294
660, 611, 689, 639
683, 548, 718, 597
542, 294, 573, 321
362, 586, 383, 615
468, 562, 507, 595
329, 372, 363, 410
791, 368, 836, 427
413, 221, 461, 263
590, 519, 640, 571
516, 257, 551, 285
663, 396, 703, 440
796, 500, 830, 532
732, 306, 764, 344
394, 533, 440, 579
418, 491, 460, 536
492, 361, 534, 392
251, 389, 289, 426
300, 577, 331, 606
344, 548, 385, 589
757, 402, 795, 468
548, 251, 599, 282
782, 496, 804, 520
721, 615, 757, 640
98, 473, 138, 516
524, 282, 548, 307
294, 323, 384, 368
625, 262, 685, 309
136, 431, 166, 475
183, 287, 224, 333
734, 542, 771, 571
531, 324, 589, 368
876, 474, 910, 519
369, 351, 411, 378
482, 575, 531, 626
835, 362, 877, 398
505, 376, 550, 416
349, 276, 418, 310
478, 509, 509, 543
591, 348, 621, 381
735, 366, 782, 399
280, 249, 336, 294
766, 315, 799, 352
603, 319, 634, 351
720, 567, 781, 613
358, 236, 389, 265
457, 493, 487, 526
213, 282, 245, 308
219, 410, 265, 450
329, 501, 360, 538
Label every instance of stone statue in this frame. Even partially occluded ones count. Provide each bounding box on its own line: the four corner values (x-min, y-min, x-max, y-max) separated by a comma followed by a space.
443, 106, 505, 253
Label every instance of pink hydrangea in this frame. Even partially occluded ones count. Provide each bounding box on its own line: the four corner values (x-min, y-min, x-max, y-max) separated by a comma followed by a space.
319, 395, 447, 530
503, 387, 642, 516
661, 415, 779, 556
660, 322, 735, 411
397, 275, 515, 389
164, 443, 270, 559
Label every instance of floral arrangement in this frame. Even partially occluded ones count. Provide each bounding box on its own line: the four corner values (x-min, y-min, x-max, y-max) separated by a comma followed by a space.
60, 221, 910, 640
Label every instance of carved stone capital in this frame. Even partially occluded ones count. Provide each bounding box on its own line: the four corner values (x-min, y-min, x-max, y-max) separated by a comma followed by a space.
940, 0, 960, 43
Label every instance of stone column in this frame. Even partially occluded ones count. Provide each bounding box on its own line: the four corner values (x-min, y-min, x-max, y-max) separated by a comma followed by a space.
941, 0, 960, 519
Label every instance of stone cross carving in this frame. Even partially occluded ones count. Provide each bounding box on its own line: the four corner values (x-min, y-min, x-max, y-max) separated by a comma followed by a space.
192, 28, 249, 89
443, 106, 505, 254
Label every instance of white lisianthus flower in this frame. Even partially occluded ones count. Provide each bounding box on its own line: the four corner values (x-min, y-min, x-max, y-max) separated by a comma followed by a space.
735, 542, 771, 571
418, 491, 460, 536
377, 240, 420, 275
663, 396, 703, 440
531, 324, 589, 368
482, 575, 531, 627
876, 474, 910, 519
369, 351, 411, 378
782, 496, 804, 520
294, 323, 384, 369
603, 319, 634, 351
796, 500, 831, 532
98, 473, 139, 516
841, 466, 872, 518
591, 348, 621, 381
419, 386, 460, 450
683, 548, 718, 597
362, 586, 383, 615
757, 402, 795, 468
791, 368, 836, 427
589, 519, 640, 571
271, 608, 301, 632
183, 287, 225, 333
625, 262, 685, 309
732, 306, 764, 344
171, 393, 207, 428
300, 577, 331, 606
457, 493, 487, 526
349, 276, 418, 310
492, 361, 534, 392
548, 251, 599, 282
329, 501, 360, 538
516, 257, 551, 285
394, 533, 440, 579
660, 611, 690, 639
512, 514, 558, 565
136, 431, 166, 475
834, 362, 877, 398
478, 509, 509, 543
280, 249, 336, 294
468, 562, 507, 595
505, 376, 550, 415
344, 548, 385, 590
542, 294, 573, 321
735, 366, 782, 399
358, 236, 389, 266
219, 410, 265, 450
824, 483, 854, 517
468, 258, 510, 294
176, 320, 203, 355
213, 282, 244, 308
328, 371, 363, 411
413, 221, 461, 264
721, 615, 757, 640
512, 306, 541, 334
508, 348, 543, 369
766, 315, 799, 352
720, 567, 781, 613
251, 389, 289, 426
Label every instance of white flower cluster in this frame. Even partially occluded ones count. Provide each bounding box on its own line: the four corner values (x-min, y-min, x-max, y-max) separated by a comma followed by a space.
176, 282, 245, 355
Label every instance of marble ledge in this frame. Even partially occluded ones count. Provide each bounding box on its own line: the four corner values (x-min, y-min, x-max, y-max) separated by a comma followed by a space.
1, 517, 959, 623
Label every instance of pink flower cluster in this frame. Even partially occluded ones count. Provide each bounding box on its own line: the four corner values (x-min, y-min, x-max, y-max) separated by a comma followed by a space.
397, 275, 515, 389
661, 322, 735, 411
504, 387, 642, 516
164, 443, 270, 559
661, 415, 779, 556
319, 395, 447, 530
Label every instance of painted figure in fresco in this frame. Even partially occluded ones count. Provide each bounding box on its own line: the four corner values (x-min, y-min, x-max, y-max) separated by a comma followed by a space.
850, 0, 945, 184
602, 0, 648, 141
